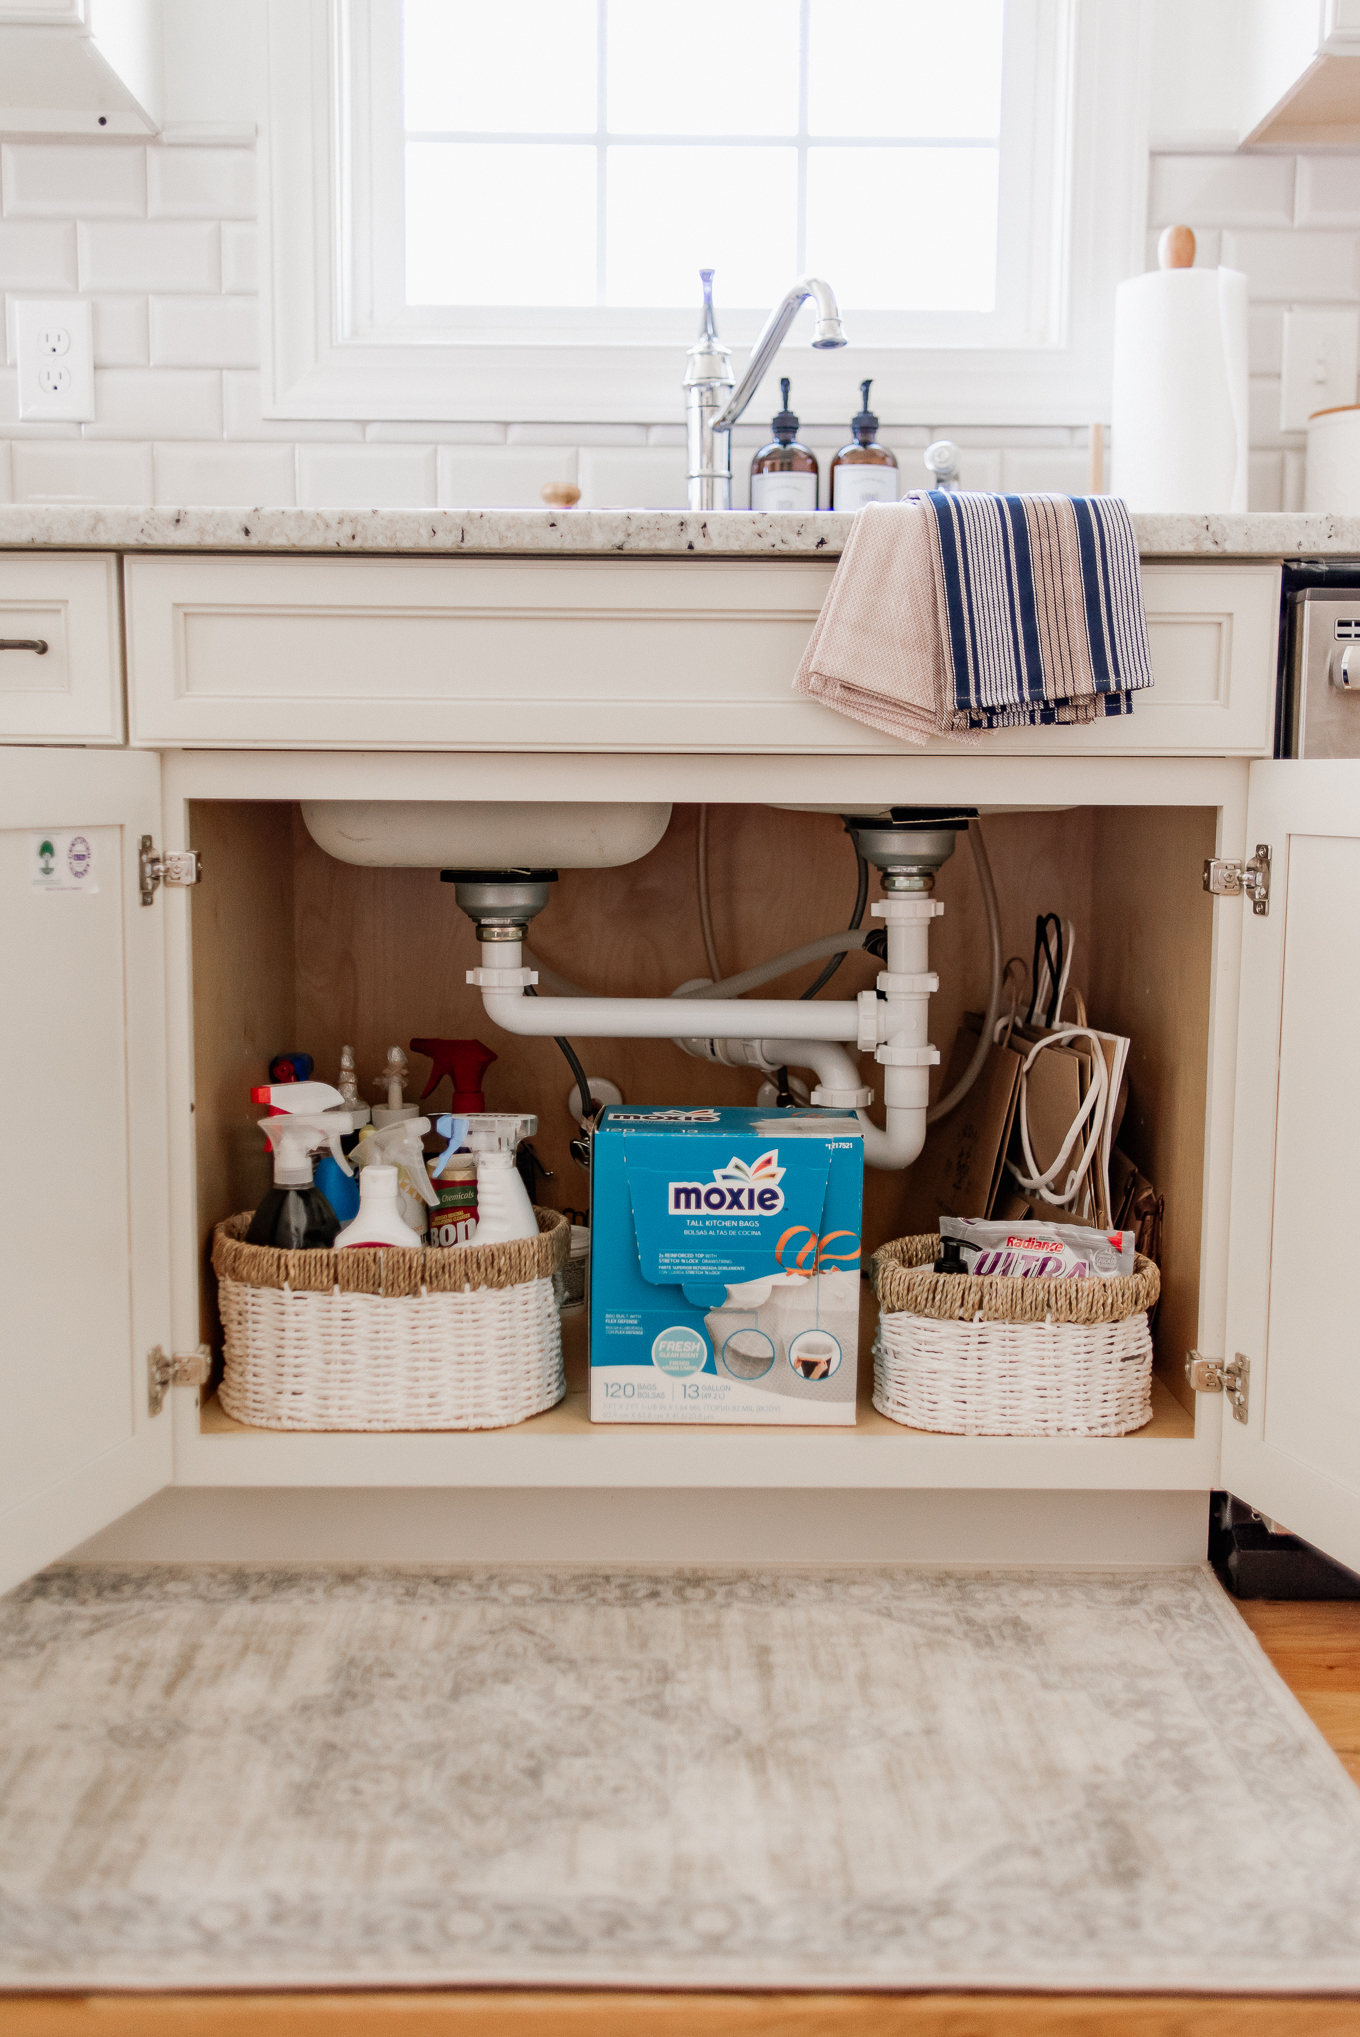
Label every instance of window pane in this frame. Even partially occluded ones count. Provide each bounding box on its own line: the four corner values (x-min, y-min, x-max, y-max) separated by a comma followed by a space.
607, 0, 799, 136
807, 0, 1004, 139
403, 0, 597, 135
406, 144, 597, 305
805, 147, 998, 310
606, 145, 796, 307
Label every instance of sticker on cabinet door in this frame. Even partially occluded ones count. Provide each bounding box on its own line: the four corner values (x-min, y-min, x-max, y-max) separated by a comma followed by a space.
30, 831, 98, 893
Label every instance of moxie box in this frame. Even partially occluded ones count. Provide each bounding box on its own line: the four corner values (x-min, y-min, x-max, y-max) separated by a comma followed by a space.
589, 1106, 864, 1425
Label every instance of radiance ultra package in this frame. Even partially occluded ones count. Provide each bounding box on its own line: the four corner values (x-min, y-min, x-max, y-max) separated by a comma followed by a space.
589, 1105, 864, 1424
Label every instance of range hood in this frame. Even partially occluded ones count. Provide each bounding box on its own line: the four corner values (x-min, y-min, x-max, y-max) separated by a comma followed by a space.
0, 3, 162, 137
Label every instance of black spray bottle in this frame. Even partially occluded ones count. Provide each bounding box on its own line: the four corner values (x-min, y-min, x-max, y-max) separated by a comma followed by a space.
245, 1083, 357, 1249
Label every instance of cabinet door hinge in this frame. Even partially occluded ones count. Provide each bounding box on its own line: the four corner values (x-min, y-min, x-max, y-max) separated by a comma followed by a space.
140, 836, 201, 907
148, 1344, 210, 1415
1203, 844, 1271, 916
1185, 1350, 1250, 1422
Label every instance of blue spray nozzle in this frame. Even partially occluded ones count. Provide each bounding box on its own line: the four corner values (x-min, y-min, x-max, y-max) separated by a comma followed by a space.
433, 1114, 471, 1175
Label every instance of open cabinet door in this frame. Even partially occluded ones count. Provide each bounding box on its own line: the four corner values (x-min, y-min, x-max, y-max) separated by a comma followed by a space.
1221, 760, 1360, 1573
0, 749, 173, 1592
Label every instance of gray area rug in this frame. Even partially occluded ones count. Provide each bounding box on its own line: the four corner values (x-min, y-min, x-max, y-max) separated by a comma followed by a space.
3, 1563, 1360, 1991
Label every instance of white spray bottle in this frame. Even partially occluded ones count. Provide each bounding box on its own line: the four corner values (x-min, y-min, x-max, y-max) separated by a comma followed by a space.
351, 1115, 439, 1236
334, 1164, 423, 1250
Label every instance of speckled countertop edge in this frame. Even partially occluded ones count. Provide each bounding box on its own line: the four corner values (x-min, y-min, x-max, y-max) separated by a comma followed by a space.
0, 504, 1358, 558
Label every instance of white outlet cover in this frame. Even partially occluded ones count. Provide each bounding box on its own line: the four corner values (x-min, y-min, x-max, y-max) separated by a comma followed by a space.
16, 299, 95, 422
1281, 309, 1359, 432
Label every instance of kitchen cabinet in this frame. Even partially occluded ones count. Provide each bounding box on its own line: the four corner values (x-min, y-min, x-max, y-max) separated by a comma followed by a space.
0, 553, 123, 744
3, 523, 1358, 1597
122, 554, 1280, 756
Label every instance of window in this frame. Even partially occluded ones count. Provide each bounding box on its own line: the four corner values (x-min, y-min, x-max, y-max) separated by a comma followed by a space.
399, 0, 1005, 326
261, 0, 1148, 422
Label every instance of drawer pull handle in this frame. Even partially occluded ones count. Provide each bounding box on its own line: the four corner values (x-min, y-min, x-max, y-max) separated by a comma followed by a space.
0, 638, 48, 654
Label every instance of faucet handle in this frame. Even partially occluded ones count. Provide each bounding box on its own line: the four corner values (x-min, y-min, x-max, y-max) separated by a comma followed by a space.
924, 440, 962, 490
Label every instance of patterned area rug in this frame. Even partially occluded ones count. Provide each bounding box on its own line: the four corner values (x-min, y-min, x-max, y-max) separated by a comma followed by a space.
3, 1564, 1360, 1991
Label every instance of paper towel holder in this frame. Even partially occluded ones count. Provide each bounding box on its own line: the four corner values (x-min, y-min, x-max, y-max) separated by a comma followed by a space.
1158, 225, 1196, 270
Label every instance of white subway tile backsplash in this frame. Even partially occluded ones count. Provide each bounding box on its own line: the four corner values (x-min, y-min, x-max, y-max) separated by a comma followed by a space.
83, 367, 222, 439
220, 222, 257, 294
1249, 304, 1285, 376
578, 446, 687, 508
1000, 448, 1093, 493
0, 442, 11, 502
1150, 154, 1295, 228
12, 438, 153, 503
944, 446, 1002, 492
439, 444, 577, 506
369, 421, 507, 442
297, 443, 437, 507
149, 293, 259, 367
1, 142, 146, 217
0, 221, 77, 289
646, 424, 687, 447
931, 425, 1074, 447
507, 422, 645, 445
1221, 228, 1360, 300
1296, 156, 1360, 229
1248, 449, 1284, 511
1248, 374, 1307, 449
91, 296, 151, 367
1284, 447, 1306, 511
78, 220, 219, 293
147, 146, 255, 219
154, 441, 295, 506
223, 370, 363, 442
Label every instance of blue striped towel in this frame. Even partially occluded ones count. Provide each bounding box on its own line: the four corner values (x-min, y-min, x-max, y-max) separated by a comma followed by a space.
922, 490, 1154, 730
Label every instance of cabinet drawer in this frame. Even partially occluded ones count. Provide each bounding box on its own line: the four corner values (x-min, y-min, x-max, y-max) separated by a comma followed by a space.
125, 553, 1279, 756
0, 553, 123, 744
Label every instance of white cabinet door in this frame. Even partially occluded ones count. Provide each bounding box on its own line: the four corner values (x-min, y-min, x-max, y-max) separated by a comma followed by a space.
1221, 760, 1360, 1572
0, 748, 172, 1591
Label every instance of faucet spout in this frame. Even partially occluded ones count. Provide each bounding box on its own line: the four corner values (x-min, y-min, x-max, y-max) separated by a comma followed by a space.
684, 272, 847, 512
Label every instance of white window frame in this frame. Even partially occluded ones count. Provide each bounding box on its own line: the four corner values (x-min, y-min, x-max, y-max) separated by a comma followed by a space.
260, 0, 1151, 424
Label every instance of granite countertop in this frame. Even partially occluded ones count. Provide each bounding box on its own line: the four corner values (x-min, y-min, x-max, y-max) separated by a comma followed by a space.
0, 503, 1357, 558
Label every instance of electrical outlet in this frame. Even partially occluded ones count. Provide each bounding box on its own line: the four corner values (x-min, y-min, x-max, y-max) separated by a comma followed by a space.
1281, 309, 1359, 432
16, 299, 95, 423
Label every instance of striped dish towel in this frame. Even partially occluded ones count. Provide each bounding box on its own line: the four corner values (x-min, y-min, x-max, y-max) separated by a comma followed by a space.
793, 492, 1153, 744
925, 489, 1154, 730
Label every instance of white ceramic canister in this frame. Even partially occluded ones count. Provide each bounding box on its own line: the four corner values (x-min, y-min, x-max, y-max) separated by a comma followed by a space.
1305, 405, 1360, 514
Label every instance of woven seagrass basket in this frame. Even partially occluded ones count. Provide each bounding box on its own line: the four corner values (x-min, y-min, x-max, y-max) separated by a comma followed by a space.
870, 1232, 1161, 1438
211, 1208, 570, 1432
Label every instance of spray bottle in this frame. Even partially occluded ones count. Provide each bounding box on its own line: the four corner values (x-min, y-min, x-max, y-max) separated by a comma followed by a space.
334, 1164, 423, 1250
351, 1115, 439, 1236
245, 1081, 358, 1249
463, 1114, 540, 1246
428, 1113, 475, 1246
410, 1037, 497, 1111
372, 1045, 419, 1129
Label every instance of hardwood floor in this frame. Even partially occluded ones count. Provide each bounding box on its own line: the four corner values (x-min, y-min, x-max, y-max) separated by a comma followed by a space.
5, 1589, 1360, 2037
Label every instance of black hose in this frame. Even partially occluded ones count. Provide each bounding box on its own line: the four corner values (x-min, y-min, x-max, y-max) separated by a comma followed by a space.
800, 842, 870, 999
526, 986, 594, 1117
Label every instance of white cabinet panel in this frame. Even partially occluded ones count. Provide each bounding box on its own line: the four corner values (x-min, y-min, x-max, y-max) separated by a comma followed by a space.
0, 553, 123, 743
0, 748, 171, 1591
124, 554, 1279, 756
1221, 760, 1360, 1573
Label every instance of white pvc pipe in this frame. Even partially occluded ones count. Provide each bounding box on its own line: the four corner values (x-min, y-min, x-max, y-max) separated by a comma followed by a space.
757, 1037, 927, 1171
481, 945, 860, 1043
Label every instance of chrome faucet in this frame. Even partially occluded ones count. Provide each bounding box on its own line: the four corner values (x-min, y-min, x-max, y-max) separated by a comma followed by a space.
683, 269, 847, 511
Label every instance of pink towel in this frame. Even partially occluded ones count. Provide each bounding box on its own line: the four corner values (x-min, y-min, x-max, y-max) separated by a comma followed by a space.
794, 499, 974, 748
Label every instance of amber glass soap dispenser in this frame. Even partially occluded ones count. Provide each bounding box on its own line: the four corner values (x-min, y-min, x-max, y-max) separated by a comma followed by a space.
831, 380, 898, 510
750, 378, 819, 511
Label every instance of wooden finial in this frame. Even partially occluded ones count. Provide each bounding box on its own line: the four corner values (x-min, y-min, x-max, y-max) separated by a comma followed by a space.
541, 482, 581, 508
1158, 224, 1196, 270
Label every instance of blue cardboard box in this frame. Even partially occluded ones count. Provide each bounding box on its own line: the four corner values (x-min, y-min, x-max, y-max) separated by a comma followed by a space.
589, 1105, 864, 1424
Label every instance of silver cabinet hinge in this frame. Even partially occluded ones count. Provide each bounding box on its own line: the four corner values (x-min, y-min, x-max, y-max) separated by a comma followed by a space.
1185, 1350, 1250, 1423
1203, 844, 1270, 916
140, 836, 201, 907
148, 1344, 210, 1415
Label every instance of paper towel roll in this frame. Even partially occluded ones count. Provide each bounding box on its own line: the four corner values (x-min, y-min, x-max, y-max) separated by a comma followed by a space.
1306, 406, 1360, 512
1111, 267, 1249, 512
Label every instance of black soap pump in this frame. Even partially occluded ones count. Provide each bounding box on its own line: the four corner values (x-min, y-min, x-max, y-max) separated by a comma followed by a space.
831, 380, 899, 511
749, 377, 820, 512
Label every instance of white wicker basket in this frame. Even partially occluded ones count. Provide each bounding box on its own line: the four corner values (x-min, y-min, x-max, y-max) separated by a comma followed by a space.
871, 1231, 1159, 1438
212, 1210, 568, 1432
874, 1309, 1154, 1437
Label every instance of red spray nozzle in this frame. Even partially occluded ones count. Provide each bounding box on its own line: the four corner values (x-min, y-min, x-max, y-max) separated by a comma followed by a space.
409, 1037, 497, 1113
